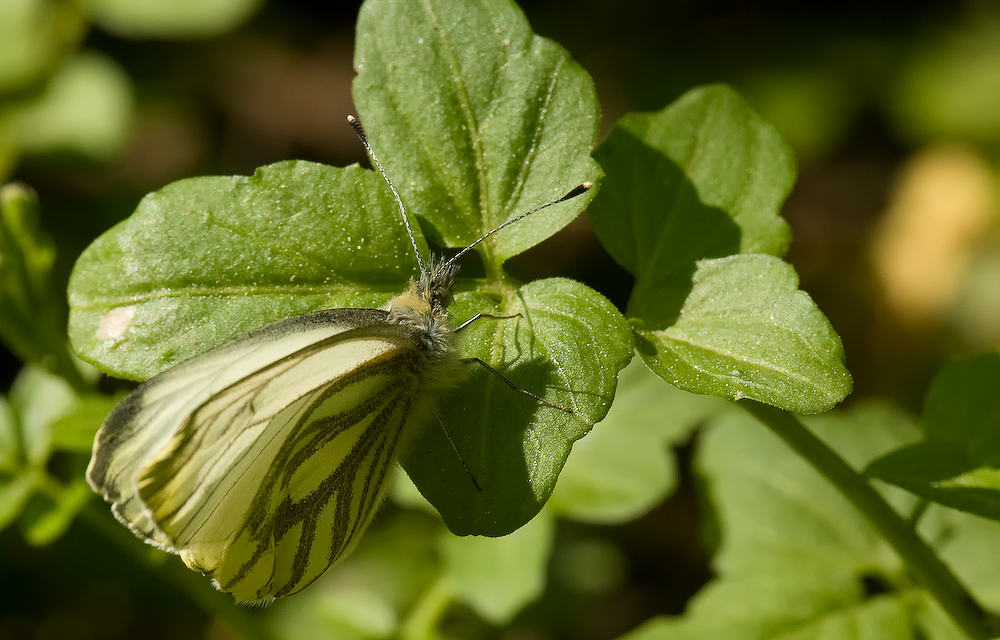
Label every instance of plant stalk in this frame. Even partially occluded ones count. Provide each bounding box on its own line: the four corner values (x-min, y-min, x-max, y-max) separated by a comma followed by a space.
739, 400, 996, 640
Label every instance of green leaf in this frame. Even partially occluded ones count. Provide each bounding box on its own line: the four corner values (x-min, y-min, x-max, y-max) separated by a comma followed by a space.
7, 51, 133, 160
866, 354, 1000, 522
0, 0, 86, 93
548, 357, 725, 524
353, 0, 602, 261
85, 0, 262, 39
49, 393, 118, 453
621, 401, 999, 640
633, 255, 851, 414
0, 182, 69, 368
621, 573, 914, 640
590, 84, 793, 277
20, 477, 92, 546
930, 502, 1000, 619
9, 364, 79, 465
404, 278, 632, 535
69, 161, 418, 380
0, 396, 19, 471
0, 470, 41, 530
440, 508, 553, 625
702, 403, 917, 577
590, 86, 849, 414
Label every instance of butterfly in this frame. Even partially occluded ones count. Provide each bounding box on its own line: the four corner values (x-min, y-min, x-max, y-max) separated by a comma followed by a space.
86, 114, 592, 604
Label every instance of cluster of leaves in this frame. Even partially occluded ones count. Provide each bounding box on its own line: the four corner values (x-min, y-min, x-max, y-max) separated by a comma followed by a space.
3, 0, 1000, 639
0, 184, 116, 549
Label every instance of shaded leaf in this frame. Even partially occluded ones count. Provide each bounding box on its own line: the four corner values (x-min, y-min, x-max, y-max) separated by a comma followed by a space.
21, 477, 91, 546
9, 364, 79, 465
590, 86, 849, 413
353, 0, 602, 261
867, 354, 1000, 522
590, 84, 793, 279
0, 470, 41, 530
633, 255, 851, 414
404, 278, 632, 535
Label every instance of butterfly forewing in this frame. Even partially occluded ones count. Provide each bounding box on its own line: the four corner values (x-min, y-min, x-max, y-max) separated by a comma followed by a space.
214, 364, 417, 600
87, 308, 428, 603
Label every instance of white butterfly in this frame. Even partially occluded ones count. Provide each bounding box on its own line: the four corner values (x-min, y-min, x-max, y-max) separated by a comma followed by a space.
87, 115, 591, 604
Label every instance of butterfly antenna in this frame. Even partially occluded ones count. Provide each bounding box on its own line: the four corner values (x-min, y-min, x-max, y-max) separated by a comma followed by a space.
348, 115, 425, 272
445, 182, 593, 268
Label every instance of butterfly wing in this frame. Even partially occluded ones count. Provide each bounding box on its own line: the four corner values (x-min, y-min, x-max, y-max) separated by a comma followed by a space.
88, 308, 427, 603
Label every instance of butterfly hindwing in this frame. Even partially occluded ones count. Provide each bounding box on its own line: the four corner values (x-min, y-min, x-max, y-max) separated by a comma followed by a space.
87, 307, 427, 603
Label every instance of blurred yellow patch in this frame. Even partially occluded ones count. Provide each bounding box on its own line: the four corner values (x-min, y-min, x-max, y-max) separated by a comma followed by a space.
871, 145, 996, 328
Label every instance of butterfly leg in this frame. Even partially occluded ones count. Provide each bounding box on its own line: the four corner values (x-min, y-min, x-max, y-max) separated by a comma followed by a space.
432, 404, 482, 492
462, 357, 573, 413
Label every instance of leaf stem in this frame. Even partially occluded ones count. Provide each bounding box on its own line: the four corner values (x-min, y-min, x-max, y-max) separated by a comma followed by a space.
399, 578, 452, 640
909, 498, 930, 528
739, 400, 996, 640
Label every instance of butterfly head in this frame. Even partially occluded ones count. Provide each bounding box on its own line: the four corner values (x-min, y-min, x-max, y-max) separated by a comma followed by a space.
387, 255, 460, 360
417, 257, 459, 312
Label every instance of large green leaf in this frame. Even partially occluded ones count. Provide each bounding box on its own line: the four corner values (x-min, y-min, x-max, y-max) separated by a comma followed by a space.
68, 0, 632, 537
590, 86, 849, 414
69, 161, 417, 379
353, 0, 602, 263
405, 278, 632, 535
633, 255, 851, 414
620, 402, 1000, 640
866, 354, 1000, 522
590, 84, 793, 277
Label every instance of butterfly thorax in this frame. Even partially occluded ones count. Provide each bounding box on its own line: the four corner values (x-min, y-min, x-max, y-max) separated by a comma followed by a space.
387, 256, 461, 375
